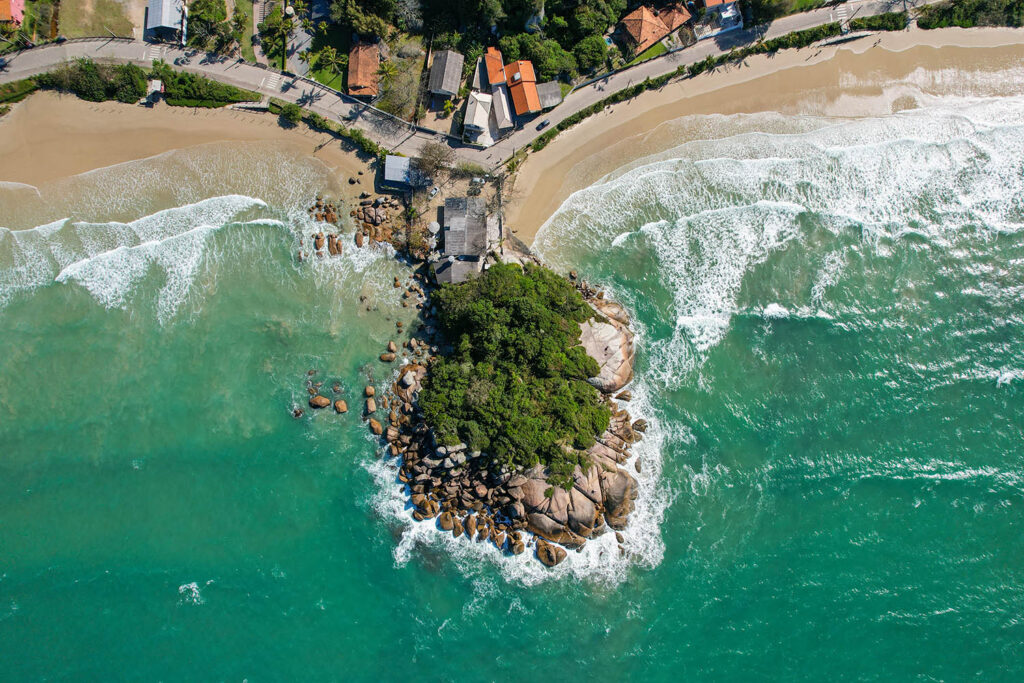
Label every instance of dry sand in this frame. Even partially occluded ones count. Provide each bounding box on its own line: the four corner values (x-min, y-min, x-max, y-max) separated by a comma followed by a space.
0, 91, 371, 188
505, 26, 1024, 245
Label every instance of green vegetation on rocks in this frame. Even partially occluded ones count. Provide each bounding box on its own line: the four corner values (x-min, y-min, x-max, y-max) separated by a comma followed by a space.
917, 0, 1024, 28
419, 264, 611, 487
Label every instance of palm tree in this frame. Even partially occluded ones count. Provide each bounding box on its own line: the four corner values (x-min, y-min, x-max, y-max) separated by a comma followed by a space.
317, 46, 344, 76
376, 59, 398, 86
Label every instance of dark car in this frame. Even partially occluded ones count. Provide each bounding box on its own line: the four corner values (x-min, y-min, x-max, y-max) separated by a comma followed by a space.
536, 119, 551, 130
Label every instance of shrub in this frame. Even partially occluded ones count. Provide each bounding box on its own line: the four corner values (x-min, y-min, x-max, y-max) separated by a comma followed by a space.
917, 0, 1023, 28
151, 60, 260, 107
419, 263, 610, 484
849, 12, 907, 31
36, 59, 146, 103
0, 78, 39, 104
280, 102, 303, 124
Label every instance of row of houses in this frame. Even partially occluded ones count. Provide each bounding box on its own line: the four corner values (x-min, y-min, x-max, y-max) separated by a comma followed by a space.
460, 47, 563, 146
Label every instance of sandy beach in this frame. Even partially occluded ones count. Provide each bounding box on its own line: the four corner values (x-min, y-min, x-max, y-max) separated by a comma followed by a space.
0, 92, 371, 189
505, 26, 1024, 245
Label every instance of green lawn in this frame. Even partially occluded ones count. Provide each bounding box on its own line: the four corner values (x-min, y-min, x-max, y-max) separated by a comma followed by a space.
628, 40, 667, 65
308, 25, 349, 90
234, 0, 257, 62
58, 0, 133, 38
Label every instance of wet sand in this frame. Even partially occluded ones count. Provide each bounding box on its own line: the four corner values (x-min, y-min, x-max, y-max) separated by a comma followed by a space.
0, 91, 371, 188
506, 26, 1024, 245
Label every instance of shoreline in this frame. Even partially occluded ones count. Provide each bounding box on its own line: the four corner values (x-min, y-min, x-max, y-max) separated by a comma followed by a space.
0, 91, 373, 193
505, 26, 1024, 246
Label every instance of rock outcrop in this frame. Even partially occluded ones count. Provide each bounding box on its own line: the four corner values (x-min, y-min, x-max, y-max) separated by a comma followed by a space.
579, 298, 635, 394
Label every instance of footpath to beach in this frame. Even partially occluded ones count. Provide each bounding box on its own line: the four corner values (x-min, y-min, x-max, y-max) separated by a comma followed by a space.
0, 0, 935, 170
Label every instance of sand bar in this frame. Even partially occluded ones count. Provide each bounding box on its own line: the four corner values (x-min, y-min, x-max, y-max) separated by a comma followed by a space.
506, 26, 1024, 245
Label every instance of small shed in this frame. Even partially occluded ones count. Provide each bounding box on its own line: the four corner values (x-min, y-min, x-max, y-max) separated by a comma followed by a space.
383, 155, 427, 188
536, 81, 563, 110
428, 50, 465, 98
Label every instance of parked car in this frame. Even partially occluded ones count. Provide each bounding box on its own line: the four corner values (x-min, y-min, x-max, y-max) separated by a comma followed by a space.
429, 186, 439, 198
536, 119, 551, 130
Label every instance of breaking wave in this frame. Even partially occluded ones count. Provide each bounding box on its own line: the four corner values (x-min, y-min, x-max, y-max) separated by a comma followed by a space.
534, 95, 1024, 387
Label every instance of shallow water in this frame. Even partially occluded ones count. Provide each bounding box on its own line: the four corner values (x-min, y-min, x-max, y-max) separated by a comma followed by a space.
3, 83, 1024, 678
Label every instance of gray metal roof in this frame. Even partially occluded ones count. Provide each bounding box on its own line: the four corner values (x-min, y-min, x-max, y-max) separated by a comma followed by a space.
536, 81, 563, 110
147, 0, 183, 30
384, 155, 410, 184
428, 50, 465, 96
442, 196, 487, 259
435, 259, 481, 284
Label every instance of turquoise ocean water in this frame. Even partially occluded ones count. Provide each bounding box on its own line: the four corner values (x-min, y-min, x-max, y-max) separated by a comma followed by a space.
3, 77, 1024, 678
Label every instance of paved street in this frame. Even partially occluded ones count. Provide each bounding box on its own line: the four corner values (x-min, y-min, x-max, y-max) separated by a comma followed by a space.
0, 0, 930, 170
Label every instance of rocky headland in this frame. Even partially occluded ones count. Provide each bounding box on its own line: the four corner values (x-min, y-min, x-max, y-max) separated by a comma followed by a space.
375, 270, 643, 568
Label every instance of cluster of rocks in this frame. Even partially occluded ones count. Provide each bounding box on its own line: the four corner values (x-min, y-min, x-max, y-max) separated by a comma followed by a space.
372, 282, 644, 568
351, 195, 402, 248
294, 371, 349, 418
307, 196, 341, 225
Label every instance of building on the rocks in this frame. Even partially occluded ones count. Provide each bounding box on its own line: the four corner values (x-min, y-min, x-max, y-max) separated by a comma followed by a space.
434, 197, 494, 284
428, 50, 465, 98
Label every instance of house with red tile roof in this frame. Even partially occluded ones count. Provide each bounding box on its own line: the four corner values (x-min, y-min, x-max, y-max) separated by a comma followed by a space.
484, 47, 506, 86
0, 0, 25, 26
619, 4, 693, 55
348, 42, 380, 98
505, 60, 541, 116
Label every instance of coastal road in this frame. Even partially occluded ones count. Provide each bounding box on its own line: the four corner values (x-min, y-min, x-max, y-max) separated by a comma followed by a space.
0, 0, 933, 170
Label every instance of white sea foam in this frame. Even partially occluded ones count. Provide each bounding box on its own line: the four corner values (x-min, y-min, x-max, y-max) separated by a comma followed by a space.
763, 303, 789, 319
535, 94, 1024, 387
0, 195, 270, 317
177, 581, 206, 606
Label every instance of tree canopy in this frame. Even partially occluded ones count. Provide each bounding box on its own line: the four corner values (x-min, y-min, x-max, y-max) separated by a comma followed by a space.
419, 264, 610, 487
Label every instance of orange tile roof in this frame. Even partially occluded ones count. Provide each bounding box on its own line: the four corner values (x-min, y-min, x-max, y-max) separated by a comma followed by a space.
505, 60, 540, 115
620, 6, 670, 54
703, 0, 731, 5
660, 4, 692, 32
484, 47, 506, 86
348, 43, 379, 97
0, 0, 25, 24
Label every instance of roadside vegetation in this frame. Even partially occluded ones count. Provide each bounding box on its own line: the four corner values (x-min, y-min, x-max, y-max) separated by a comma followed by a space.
0, 78, 39, 104
151, 60, 261, 106
267, 97, 389, 159
530, 14, 908, 152
917, 0, 1024, 28
419, 263, 610, 490
35, 58, 147, 103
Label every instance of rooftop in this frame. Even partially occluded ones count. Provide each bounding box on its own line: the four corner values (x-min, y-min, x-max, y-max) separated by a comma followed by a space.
620, 6, 670, 54
484, 47, 506, 86
0, 0, 25, 24
348, 43, 380, 98
442, 196, 488, 259
464, 91, 493, 132
536, 81, 563, 110
660, 3, 693, 31
145, 0, 182, 31
506, 60, 541, 116
428, 50, 465, 96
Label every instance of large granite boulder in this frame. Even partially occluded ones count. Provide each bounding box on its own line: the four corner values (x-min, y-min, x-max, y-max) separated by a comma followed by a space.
579, 299, 635, 394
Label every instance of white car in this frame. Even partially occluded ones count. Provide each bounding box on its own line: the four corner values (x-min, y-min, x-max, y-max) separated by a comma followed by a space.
429, 186, 439, 198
